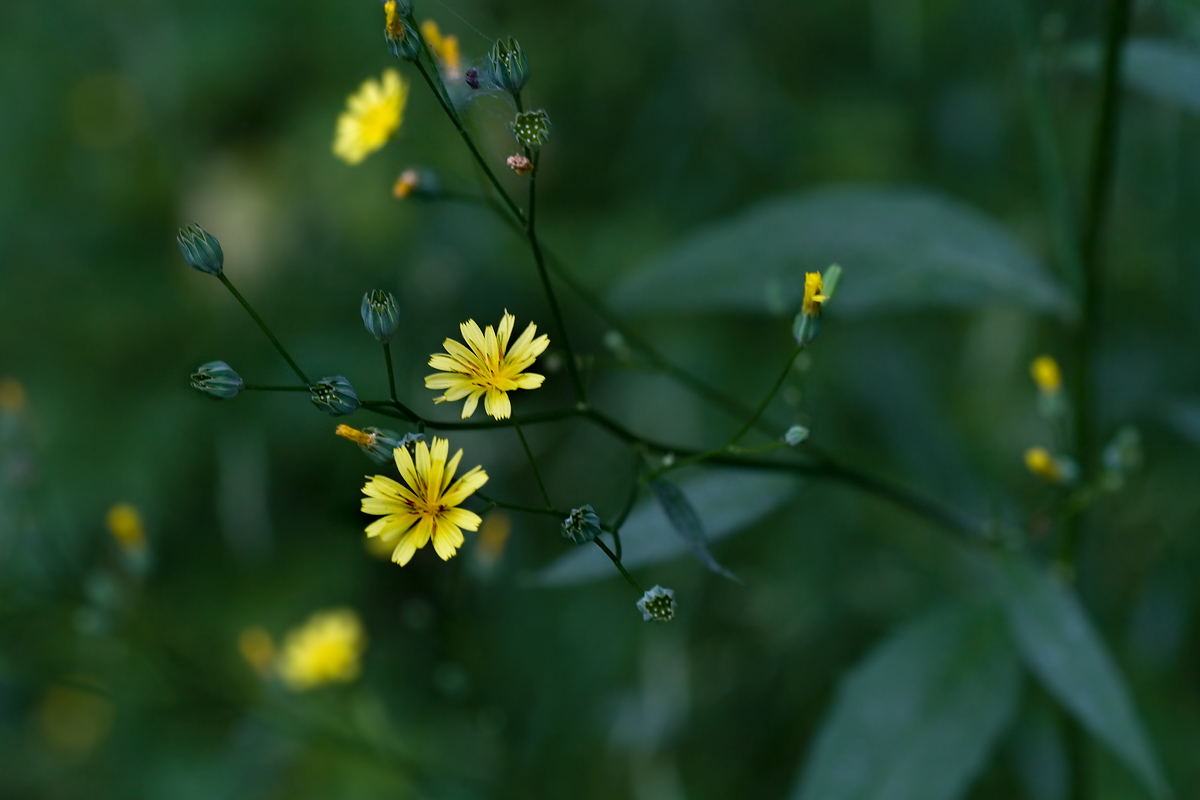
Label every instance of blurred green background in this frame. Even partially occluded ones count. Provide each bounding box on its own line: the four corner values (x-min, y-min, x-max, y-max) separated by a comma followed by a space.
3, 0, 1200, 797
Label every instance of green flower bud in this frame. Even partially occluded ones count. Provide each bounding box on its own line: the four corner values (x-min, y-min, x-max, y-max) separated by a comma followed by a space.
310, 376, 360, 416
637, 585, 676, 623
361, 290, 401, 344
177, 224, 224, 276
385, 14, 421, 61
1103, 425, 1143, 477
488, 37, 530, 94
561, 505, 602, 544
190, 361, 243, 399
512, 110, 550, 149
783, 425, 810, 446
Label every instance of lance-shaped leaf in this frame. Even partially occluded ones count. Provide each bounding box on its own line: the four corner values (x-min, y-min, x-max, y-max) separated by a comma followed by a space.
791, 603, 1022, 800
649, 477, 738, 581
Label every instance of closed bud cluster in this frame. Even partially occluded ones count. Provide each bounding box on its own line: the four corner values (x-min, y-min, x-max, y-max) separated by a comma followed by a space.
637, 585, 676, 623
488, 37, 530, 94
512, 110, 550, 149
561, 505, 602, 544
177, 224, 224, 276
311, 376, 360, 416
361, 290, 401, 344
384, 1, 421, 61
191, 361, 243, 399
335, 425, 405, 464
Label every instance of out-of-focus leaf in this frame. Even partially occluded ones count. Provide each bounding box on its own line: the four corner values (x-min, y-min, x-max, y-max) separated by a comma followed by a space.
1067, 38, 1200, 115
1007, 696, 1069, 800
994, 555, 1169, 799
649, 477, 737, 580
1163, 398, 1200, 447
529, 471, 799, 587
791, 603, 1021, 800
607, 186, 1071, 318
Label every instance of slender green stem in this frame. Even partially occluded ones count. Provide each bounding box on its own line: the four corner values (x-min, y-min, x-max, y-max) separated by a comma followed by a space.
382, 342, 398, 403
413, 60, 525, 225
526, 152, 587, 404
594, 537, 643, 594
360, 402, 580, 430
475, 490, 567, 519
242, 385, 310, 392
513, 420, 553, 509
217, 274, 310, 385
730, 344, 801, 444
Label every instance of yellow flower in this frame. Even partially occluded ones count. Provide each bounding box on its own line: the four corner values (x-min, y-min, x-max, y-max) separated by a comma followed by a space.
1030, 355, 1062, 395
393, 168, 420, 199
1025, 447, 1064, 484
421, 20, 462, 77
425, 312, 550, 419
802, 272, 827, 316
384, 0, 405, 40
277, 609, 366, 691
361, 436, 488, 565
333, 69, 408, 165
105, 503, 145, 554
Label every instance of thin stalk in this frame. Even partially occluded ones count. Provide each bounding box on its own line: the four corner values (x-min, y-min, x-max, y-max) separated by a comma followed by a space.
218, 274, 309, 385
513, 420, 553, 509
242, 385, 310, 392
729, 344, 801, 443
476, 491, 567, 519
359, 402, 580, 430
526, 152, 587, 404
594, 537, 643, 594
383, 343, 398, 403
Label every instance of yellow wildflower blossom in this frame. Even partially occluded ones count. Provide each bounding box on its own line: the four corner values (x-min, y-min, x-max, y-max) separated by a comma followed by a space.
333, 69, 408, 165
276, 609, 366, 691
425, 311, 549, 419
361, 436, 488, 565
1025, 447, 1064, 484
1030, 355, 1062, 395
421, 20, 462, 78
105, 503, 145, 554
802, 272, 827, 316
384, 0, 405, 40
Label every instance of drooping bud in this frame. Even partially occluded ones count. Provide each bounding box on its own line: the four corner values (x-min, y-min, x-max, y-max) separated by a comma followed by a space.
310, 376, 360, 416
177, 224, 224, 276
561, 505, 602, 544
361, 290, 401, 344
506, 154, 533, 175
191, 361, 243, 399
783, 425, 810, 446
488, 37, 530, 95
637, 585, 676, 623
511, 110, 550, 149
335, 425, 405, 464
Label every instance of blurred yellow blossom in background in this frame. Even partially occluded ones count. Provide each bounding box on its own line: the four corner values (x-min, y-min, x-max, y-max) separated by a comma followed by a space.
333, 69, 408, 165
277, 609, 366, 691
105, 503, 145, 554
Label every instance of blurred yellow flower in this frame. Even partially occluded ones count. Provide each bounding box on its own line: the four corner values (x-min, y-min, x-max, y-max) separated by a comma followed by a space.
333, 69, 408, 165
421, 20, 462, 77
361, 436, 488, 565
0, 377, 26, 413
1030, 355, 1062, 395
37, 677, 114, 759
801, 272, 827, 316
425, 311, 549, 419
238, 627, 276, 677
105, 503, 145, 554
277, 609, 366, 691
1025, 447, 1064, 484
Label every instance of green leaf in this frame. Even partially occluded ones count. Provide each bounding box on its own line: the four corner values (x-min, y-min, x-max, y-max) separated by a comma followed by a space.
994, 555, 1169, 799
791, 603, 1021, 800
649, 476, 738, 580
528, 470, 799, 587
608, 186, 1071, 318
1067, 38, 1200, 116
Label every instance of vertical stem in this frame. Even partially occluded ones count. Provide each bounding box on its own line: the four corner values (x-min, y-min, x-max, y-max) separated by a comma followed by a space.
512, 420, 553, 509
526, 153, 587, 404
594, 538, 643, 594
383, 342, 398, 403
728, 344, 801, 445
218, 274, 310, 385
